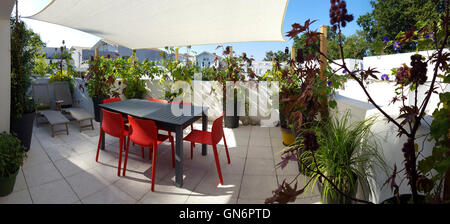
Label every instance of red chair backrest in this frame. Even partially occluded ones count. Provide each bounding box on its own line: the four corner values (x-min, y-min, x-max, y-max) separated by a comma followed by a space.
148, 98, 168, 103
211, 116, 224, 144
103, 98, 121, 104
127, 115, 158, 146
101, 109, 125, 138
171, 101, 192, 105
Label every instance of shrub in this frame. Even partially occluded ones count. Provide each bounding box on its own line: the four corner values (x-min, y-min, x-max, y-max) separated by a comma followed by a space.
0, 132, 27, 177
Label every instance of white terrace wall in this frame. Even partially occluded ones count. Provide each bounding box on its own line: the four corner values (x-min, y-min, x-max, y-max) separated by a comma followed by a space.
336, 49, 449, 115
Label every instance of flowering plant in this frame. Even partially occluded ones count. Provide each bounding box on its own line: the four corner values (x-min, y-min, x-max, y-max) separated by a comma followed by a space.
80, 55, 121, 98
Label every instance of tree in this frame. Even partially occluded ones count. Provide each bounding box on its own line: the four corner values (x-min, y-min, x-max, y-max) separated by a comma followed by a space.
293, 26, 370, 60
357, 0, 446, 54
263, 50, 289, 61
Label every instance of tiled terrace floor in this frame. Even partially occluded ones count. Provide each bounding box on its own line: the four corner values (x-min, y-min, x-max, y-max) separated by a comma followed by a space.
0, 120, 320, 204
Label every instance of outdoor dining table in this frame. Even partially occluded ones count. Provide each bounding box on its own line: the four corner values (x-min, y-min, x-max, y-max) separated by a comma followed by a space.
98, 99, 208, 188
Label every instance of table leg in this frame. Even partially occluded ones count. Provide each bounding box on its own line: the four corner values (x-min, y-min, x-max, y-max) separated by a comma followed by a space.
175, 125, 184, 187
202, 112, 207, 156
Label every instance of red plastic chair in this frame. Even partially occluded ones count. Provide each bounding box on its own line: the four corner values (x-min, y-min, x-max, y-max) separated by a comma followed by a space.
96, 109, 129, 176
148, 98, 168, 103
104, 96, 129, 128
103, 98, 122, 104
123, 116, 175, 191
183, 116, 230, 185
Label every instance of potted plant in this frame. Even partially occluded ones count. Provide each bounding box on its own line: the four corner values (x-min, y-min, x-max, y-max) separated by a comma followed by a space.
0, 132, 27, 196
118, 53, 160, 99
271, 113, 388, 204
158, 47, 197, 102
306, 113, 387, 203
81, 55, 120, 122
10, 18, 44, 151
48, 40, 76, 93
212, 46, 252, 129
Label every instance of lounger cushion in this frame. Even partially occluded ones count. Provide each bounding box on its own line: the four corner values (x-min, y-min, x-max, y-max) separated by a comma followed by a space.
40, 110, 70, 125
65, 108, 94, 121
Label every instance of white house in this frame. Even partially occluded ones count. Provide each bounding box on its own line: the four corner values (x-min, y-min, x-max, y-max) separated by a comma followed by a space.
251, 61, 273, 77
196, 51, 220, 70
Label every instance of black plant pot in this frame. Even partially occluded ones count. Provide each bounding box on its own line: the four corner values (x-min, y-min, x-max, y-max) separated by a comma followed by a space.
279, 111, 288, 129
0, 169, 19, 197
381, 194, 426, 204
224, 96, 239, 129
224, 115, 239, 129
92, 96, 106, 122
134, 92, 144, 99
10, 112, 35, 152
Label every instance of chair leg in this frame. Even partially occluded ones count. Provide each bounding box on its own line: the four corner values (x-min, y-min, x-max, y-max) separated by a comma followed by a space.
223, 133, 231, 164
122, 136, 130, 176
151, 143, 157, 192
169, 136, 175, 168
212, 144, 224, 185
190, 142, 194, 160
96, 129, 103, 162
117, 137, 123, 176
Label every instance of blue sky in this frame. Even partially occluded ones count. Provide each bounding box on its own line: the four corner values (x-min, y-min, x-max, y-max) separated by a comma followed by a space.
17, 0, 373, 61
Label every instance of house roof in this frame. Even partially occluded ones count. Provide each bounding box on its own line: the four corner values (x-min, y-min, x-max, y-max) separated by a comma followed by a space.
197, 51, 221, 59
70, 46, 91, 50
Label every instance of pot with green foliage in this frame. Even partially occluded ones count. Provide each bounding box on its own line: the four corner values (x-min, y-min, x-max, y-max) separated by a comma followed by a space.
119, 56, 159, 99
10, 19, 44, 151
82, 55, 120, 122
213, 46, 253, 129
158, 47, 196, 102
48, 41, 76, 93
301, 113, 387, 204
0, 132, 27, 196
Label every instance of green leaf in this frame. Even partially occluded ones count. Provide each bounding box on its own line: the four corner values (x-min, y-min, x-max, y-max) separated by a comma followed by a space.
328, 100, 337, 109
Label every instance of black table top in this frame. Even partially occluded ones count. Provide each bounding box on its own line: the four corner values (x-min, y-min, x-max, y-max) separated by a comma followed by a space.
99, 99, 207, 126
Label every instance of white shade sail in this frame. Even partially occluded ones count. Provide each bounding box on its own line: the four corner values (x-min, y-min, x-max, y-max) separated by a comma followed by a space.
29, 0, 289, 49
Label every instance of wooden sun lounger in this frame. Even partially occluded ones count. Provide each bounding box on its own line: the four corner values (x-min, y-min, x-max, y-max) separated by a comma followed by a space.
53, 81, 95, 132
64, 108, 94, 132
38, 110, 70, 137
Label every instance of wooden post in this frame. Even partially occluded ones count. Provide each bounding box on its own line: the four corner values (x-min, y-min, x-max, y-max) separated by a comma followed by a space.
291, 47, 295, 60
15, 0, 18, 23
229, 46, 233, 58
132, 49, 137, 61
94, 48, 99, 59
175, 48, 179, 62
319, 25, 329, 120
